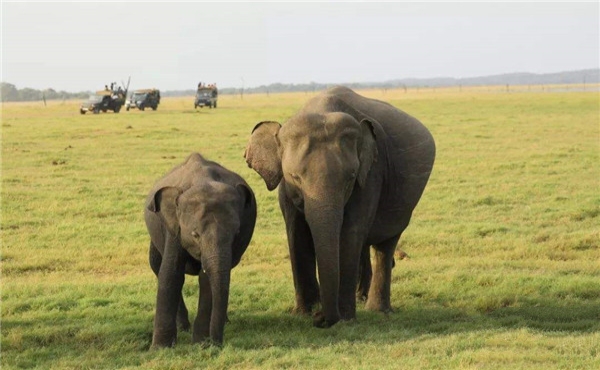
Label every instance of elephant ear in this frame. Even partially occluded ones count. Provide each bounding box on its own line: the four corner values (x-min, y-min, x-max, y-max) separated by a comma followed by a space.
244, 121, 283, 191
235, 183, 255, 210
147, 186, 182, 235
357, 119, 378, 188
232, 183, 257, 267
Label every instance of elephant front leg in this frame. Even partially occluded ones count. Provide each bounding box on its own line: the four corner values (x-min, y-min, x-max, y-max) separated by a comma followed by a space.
365, 234, 400, 313
338, 233, 365, 321
152, 236, 187, 348
282, 201, 320, 314
150, 243, 190, 332
193, 270, 211, 344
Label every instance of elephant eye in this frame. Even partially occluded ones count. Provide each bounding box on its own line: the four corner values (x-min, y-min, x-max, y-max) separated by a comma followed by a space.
191, 231, 200, 239
289, 173, 301, 182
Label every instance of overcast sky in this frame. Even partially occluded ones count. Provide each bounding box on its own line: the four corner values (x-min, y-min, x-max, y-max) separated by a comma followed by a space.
2, 2, 598, 92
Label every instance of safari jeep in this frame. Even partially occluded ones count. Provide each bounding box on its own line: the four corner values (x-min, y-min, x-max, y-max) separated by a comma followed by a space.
126, 89, 161, 111
80, 90, 126, 114
194, 86, 218, 109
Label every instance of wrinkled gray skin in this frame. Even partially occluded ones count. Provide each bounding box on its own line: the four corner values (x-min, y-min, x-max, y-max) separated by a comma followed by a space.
145, 153, 256, 347
245, 86, 435, 328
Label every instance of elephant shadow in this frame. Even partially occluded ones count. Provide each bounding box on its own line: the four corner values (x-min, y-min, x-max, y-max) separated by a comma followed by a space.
224, 296, 599, 350
3, 295, 596, 365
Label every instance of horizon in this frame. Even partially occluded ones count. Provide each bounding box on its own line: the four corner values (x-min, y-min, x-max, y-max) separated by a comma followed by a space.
3, 68, 598, 94
2, 2, 598, 92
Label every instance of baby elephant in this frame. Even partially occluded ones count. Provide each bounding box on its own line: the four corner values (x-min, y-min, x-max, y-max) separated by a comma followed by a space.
144, 153, 256, 348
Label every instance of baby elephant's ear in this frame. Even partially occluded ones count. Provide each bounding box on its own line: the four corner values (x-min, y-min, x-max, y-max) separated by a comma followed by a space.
235, 183, 255, 209
244, 121, 283, 191
148, 186, 182, 235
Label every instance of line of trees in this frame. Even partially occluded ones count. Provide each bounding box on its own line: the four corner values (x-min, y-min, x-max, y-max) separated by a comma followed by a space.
1, 82, 90, 102
162, 69, 600, 97
2, 69, 597, 102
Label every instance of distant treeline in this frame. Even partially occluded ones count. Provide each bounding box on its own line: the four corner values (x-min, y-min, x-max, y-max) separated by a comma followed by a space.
2, 69, 598, 102
1, 82, 91, 102
161, 69, 600, 97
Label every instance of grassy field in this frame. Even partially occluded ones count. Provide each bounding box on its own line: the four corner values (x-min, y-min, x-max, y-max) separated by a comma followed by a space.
1, 86, 599, 369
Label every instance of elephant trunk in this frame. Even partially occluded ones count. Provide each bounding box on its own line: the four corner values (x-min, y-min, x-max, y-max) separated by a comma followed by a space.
202, 252, 232, 345
304, 199, 344, 327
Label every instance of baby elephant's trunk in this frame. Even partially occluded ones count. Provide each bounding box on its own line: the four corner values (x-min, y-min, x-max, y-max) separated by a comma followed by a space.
202, 252, 232, 345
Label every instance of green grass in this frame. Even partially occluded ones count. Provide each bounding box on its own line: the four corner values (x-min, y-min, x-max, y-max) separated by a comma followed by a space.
2, 87, 599, 369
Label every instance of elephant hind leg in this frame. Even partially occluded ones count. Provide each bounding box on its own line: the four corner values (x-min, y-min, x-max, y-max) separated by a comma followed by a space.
365, 234, 401, 313
177, 296, 191, 331
356, 244, 372, 302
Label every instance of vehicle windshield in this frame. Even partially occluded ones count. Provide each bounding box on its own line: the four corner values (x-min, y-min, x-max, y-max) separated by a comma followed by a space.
87, 95, 104, 103
132, 93, 147, 100
197, 91, 212, 97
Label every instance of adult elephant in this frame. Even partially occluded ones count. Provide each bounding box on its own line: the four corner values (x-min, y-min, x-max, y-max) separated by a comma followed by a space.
145, 153, 256, 347
245, 86, 435, 328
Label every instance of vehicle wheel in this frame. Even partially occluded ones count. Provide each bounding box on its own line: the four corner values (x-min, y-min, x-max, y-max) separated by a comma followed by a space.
214, 101, 217, 108
93, 108, 100, 114
80, 110, 86, 115
114, 106, 121, 113
152, 105, 157, 111
102, 108, 107, 113
126, 106, 130, 111
140, 106, 145, 111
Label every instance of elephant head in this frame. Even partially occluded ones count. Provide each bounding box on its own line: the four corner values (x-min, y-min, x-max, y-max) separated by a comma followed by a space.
244, 112, 377, 326
147, 181, 253, 344
245, 114, 377, 194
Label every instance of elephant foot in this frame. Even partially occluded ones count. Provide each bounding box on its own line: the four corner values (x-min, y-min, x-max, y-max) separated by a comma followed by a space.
365, 299, 394, 314
292, 292, 320, 316
178, 318, 191, 332
177, 308, 191, 332
356, 291, 368, 302
192, 330, 209, 344
151, 332, 177, 349
339, 310, 356, 322
312, 311, 340, 328
291, 304, 313, 316
356, 277, 371, 303
341, 317, 357, 324
339, 302, 357, 321
192, 327, 223, 349
194, 337, 223, 349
